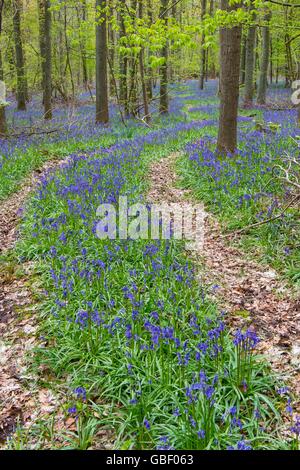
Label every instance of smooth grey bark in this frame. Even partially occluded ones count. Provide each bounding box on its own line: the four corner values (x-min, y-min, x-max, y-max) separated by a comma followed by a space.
95, 0, 109, 123
199, 0, 207, 89
159, 0, 169, 114
243, 5, 256, 107
13, 0, 27, 110
257, 12, 271, 105
38, 0, 52, 119
217, 0, 242, 153
240, 34, 246, 85
138, 0, 150, 123
0, 0, 7, 135
118, 0, 128, 114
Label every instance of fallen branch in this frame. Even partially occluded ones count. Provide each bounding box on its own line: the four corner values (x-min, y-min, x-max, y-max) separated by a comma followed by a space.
222, 194, 300, 238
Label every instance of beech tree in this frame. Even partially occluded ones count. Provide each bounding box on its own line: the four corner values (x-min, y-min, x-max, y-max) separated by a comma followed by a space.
95, 0, 109, 124
159, 0, 169, 114
13, 0, 27, 111
38, 0, 52, 119
217, 0, 242, 153
199, 0, 207, 90
243, 2, 256, 107
257, 11, 272, 104
0, 0, 6, 135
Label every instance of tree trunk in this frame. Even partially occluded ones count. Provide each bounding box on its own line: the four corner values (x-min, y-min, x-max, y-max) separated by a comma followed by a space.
269, 35, 273, 84
240, 34, 246, 85
118, 0, 128, 115
217, 0, 242, 154
199, 0, 207, 90
0, 0, 7, 135
243, 4, 256, 107
38, 0, 52, 119
146, 0, 153, 99
13, 0, 27, 110
138, 0, 150, 123
95, 0, 109, 124
257, 12, 271, 105
297, 62, 300, 125
159, 0, 168, 114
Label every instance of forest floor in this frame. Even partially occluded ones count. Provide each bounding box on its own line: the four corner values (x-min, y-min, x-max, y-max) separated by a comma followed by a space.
0, 80, 299, 449
148, 152, 300, 411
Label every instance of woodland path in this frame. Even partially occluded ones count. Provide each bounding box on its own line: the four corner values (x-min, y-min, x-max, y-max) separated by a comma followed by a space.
0, 147, 299, 446
0, 156, 74, 446
147, 152, 300, 411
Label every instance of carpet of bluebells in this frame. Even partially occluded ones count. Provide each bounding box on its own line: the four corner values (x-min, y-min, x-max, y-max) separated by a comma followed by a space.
4, 81, 300, 449
180, 82, 300, 283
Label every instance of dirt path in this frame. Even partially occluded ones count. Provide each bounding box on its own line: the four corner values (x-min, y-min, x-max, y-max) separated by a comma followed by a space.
0, 157, 71, 446
147, 152, 300, 408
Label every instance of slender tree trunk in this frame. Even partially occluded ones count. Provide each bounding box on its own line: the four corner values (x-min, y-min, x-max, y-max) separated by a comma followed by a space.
38, 0, 52, 119
269, 35, 273, 84
77, 1, 88, 90
159, 0, 169, 114
240, 34, 246, 85
95, 0, 109, 123
64, 5, 75, 100
217, 0, 242, 153
138, 0, 150, 123
0, 0, 7, 135
13, 0, 27, 110
297, 62, 300, 125
146, 0, 153, 99
257, 11, 271, 105
128, 0, 138, 116
243, 4, 256, 107
118, 0, 128, 115
199, 0, 207, 90
108, 5, 115, 96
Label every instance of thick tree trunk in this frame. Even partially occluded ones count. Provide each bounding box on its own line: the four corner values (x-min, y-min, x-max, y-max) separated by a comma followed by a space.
0, 0, 7, 135
199, 0, 207, 90
38, 0, 52, 119
95, 0, 109, 124
13, 0, 27, 110
159, 0, 169, 114
257, 12, 271, 105
243, 5, 256, 107
217, 0, 242, 154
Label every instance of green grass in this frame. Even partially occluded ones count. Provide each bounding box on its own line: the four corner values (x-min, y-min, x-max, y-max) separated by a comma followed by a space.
6, 120, 294, 450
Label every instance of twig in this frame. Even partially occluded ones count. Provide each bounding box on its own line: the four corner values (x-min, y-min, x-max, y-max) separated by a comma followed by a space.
223, 194, 299, 239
